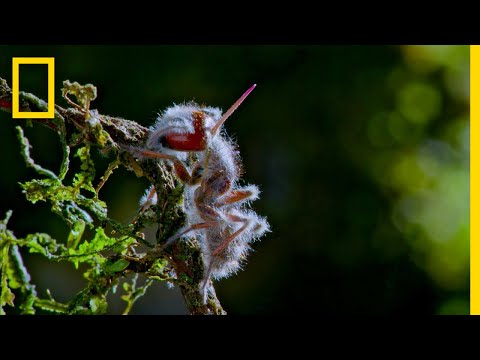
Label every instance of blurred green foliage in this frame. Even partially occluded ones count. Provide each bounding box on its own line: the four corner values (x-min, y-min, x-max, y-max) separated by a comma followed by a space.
0, 45, 469, 314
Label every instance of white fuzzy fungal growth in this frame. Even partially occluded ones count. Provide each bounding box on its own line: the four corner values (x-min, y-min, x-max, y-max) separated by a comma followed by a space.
139, 185, 157, 208
138, 86, 269, 301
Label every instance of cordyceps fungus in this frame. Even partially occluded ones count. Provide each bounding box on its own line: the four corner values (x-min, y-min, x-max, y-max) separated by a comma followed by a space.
130, 84, 270, 302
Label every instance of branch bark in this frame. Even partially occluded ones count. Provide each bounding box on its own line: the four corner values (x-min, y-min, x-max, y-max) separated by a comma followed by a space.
0, 76, 226, 315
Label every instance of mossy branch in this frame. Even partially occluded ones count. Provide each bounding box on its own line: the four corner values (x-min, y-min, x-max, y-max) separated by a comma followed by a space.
0, 76, 225, 315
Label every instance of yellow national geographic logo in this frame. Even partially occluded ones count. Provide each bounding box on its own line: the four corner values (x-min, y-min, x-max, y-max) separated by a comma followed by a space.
12, 57, 55, 119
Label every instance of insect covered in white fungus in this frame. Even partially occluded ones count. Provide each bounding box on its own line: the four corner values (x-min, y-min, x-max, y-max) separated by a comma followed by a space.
136, 84, 270, 300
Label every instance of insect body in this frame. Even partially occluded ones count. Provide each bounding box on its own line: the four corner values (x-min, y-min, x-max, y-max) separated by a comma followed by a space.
137, 85, 269, 298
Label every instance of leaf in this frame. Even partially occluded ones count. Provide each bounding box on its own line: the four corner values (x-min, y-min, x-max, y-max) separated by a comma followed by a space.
67, 220, 85, 249
152, 258, 169, 271
0, 286, 15, 308
18, 143, 106, 233
105, 259, 130, 274
73, 146, 96, 194
22, 233, 66, 259
111, 278, 119, 294
121, 277, 153, 315
64, 228, 118, 269
0, 216, 38, 314
89, 295, 107, 314
26, 240, 47, 257
34, 298, 69, 314
112, 236, 136, 254
62, 80, 97, 108
20, 294, 36, 315
0, 210, 12, 229
16, 126, 58, 180
1, 244, 15, 311
6, 247, 29, 289
7, 245, 37, 314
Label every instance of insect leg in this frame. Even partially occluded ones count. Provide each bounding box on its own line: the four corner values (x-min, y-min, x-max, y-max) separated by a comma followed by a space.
138, 149, 201, 185
140, 186, 157, 211
211, 213, 251, 257
216, 185, 259, 206
163, 221, 218, 248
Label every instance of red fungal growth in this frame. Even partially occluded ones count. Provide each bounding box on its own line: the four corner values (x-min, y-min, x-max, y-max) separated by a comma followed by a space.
0, 99, 29, 113
164, 111, 207, 151
0, 99, 12, 109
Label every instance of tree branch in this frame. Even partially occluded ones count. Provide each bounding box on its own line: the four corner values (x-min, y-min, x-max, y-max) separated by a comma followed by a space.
0, 76, 226, 315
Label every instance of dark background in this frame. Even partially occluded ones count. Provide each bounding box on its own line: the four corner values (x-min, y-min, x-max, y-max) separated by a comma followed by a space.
0, 45, 470, 314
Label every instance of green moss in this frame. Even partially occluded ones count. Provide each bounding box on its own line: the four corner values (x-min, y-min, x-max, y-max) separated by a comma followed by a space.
0, 78, 225, 315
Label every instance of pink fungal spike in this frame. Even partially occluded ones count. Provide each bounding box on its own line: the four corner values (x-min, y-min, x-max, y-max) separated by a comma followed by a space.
210, 84, 257, 135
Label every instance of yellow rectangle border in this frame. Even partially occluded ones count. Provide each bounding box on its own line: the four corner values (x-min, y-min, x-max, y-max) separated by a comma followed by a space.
12, 57, 55, 119
471, 45, 478, 314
